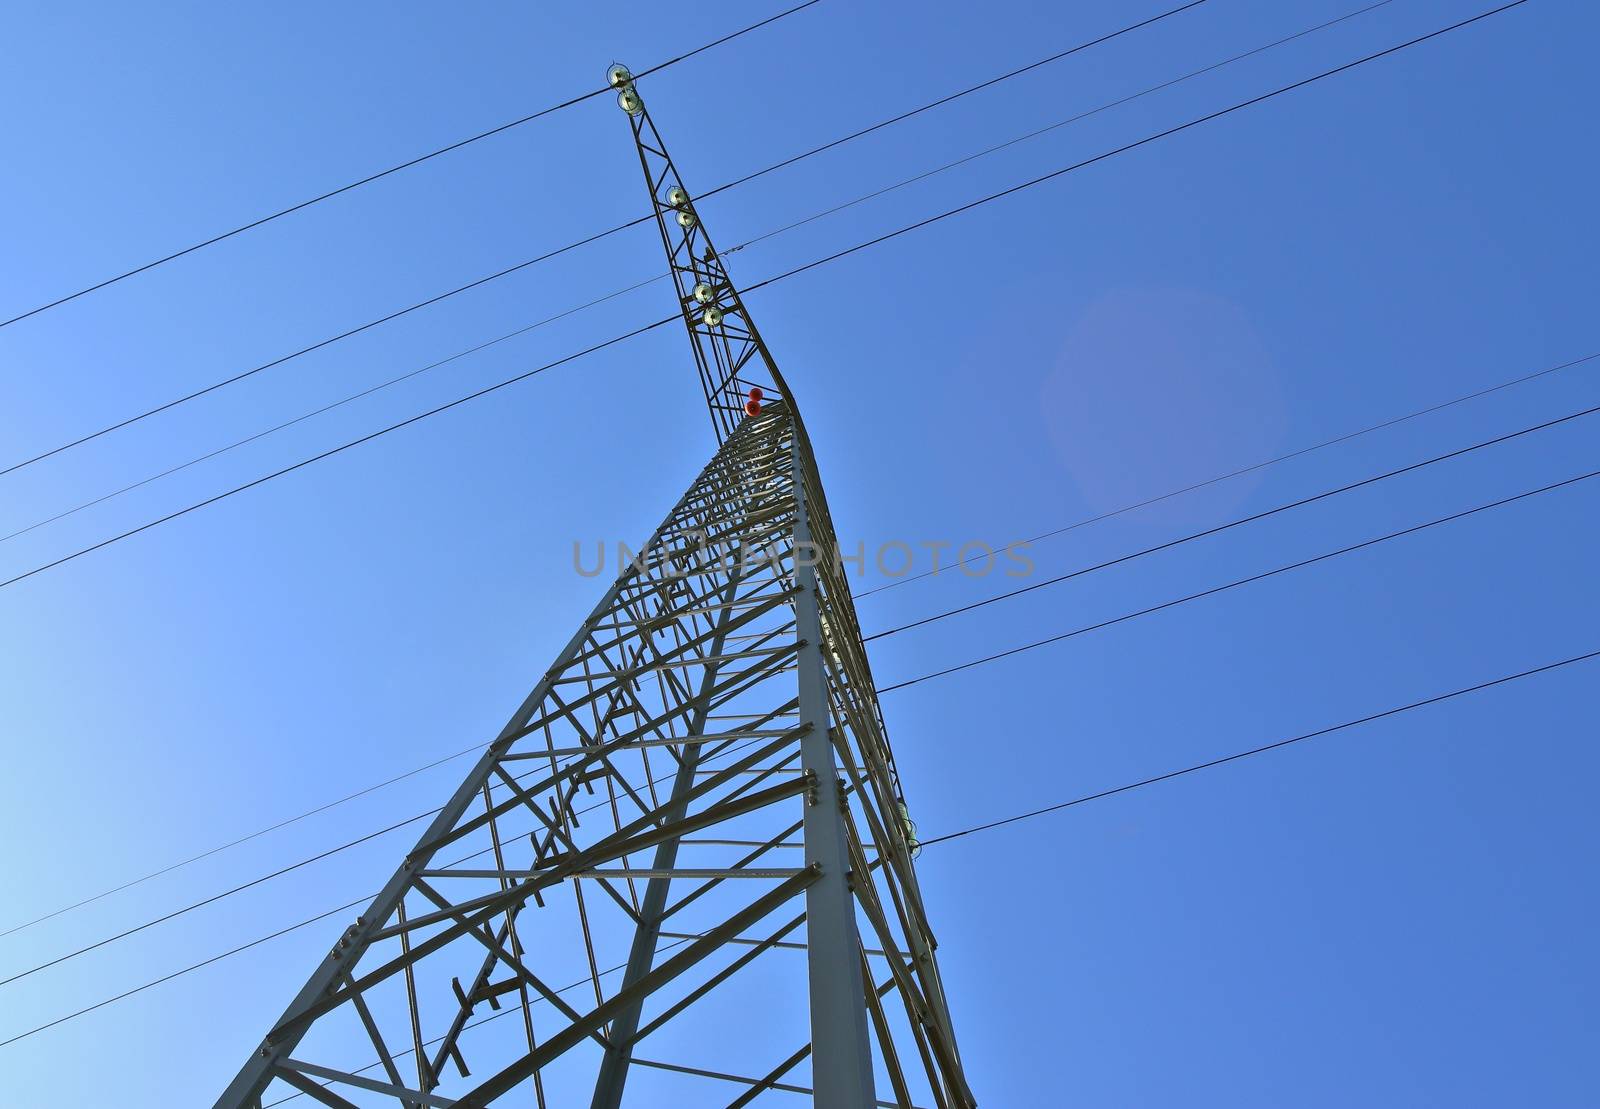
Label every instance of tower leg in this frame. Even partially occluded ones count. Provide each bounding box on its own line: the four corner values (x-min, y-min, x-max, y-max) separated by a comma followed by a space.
790, 433, 877, 1107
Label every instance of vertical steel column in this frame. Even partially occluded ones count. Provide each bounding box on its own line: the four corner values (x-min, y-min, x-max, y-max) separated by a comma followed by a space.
789, 431, 877, 1107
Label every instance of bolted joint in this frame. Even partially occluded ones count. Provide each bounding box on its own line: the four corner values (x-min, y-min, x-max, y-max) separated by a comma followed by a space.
803, 768, 820, 807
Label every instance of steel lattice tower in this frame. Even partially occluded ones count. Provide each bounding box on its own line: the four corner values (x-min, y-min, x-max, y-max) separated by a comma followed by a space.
217, 67, 973, 1109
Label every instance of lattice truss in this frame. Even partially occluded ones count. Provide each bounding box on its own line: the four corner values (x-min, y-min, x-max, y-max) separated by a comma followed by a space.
220, 67, 973, 1109
220, 403, 973, 1107
623, 68, 782, 444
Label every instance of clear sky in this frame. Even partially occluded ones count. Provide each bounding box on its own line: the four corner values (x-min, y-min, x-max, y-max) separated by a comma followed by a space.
1, 1, 1595, 1104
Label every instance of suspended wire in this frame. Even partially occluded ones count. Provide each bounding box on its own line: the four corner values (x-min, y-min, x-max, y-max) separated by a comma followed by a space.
0, 733, 779, 1049
857, 353, 1600, 599
0, 741, 487, 941
0, 896, 368, 1051
214, 645, 1600, 1107
0, 1, 1526, 594
0, 0, 1545, 1038
0, 0, 1543, 950
0, 0, 826, 332
5, 639, 1593, 1051
0, 0, 1407, 550
0, 725, 776, 988
864, 401, 1600, 643
878, 465, 1600, 694
694, 0, 1212, 202
6, 445, 1591, 994
0, 814, 434, 989
0, 312, 679, 592
0, 0, 1211, 481
0, 273, 670, 547
5, 340, 1591, 944
737, 1, 1530, 301
918, 648, 1600, 847
726, 0, 1396, 257
0, 222, 668, 481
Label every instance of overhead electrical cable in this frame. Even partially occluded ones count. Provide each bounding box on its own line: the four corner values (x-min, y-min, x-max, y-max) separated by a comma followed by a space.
856, 352, 1599, 598
917, 647, 1600, 846
0, 225, 671, 481
5, 344, 1593, 941
691, 0, 1211, 202
0, 0, 1212, 479
6, 445, 1591, 987
0, 739, 489, 940
878, 466, 1600, 694
0, 0, 1409, 549
0, 728, 776, 987
0, 313, 677, 591
0, 0, 1530, 592
263, 643, 1600, 1105
0, 0, 826, 331
725, 0, 1396, 257
0, 273, 669, 547
5, 642, 1593, 1049
735, 0, 1529, 301
0, 732, 785, 1044
864, 401, 1600, 643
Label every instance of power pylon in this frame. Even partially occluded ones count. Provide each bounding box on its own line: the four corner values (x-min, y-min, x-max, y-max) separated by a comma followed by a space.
216, 66, 973, 1109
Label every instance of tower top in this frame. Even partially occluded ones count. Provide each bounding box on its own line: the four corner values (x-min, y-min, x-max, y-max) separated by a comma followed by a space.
611, 63, 791, 444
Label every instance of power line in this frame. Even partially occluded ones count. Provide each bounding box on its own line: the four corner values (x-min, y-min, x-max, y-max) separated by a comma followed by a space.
856, 352, 1599, 599
0, 312, 678, 592
0, 0, 1556, 1068
6, 449, 1589, 990
693, 0, 1211, 203
864, 400, 1600, 643
0, 0, 1543, 985
6, 342, 1591, 942
179, 643, 1600, 1108
918, 647, 1600, 847
738, 0, 1530, 300
878, 465, 1600, 694
0, 813, 433, 989
0, 727, 775, 987
0, 221, 669, 481
0, 896, 368, 1051
726, 0, 1396, 257
0, 0, 1403, 551
0, 273, 670, 547
0, 741, 488, 940
0, 733, 780, 1048
0, 0, 1210, 480
6, 638, 1592, 1050
0, 1, 1527, 593
0, 0, 825, 332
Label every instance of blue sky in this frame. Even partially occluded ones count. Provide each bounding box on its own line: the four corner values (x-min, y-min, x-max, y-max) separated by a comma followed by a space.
1, 0, 1595, 1104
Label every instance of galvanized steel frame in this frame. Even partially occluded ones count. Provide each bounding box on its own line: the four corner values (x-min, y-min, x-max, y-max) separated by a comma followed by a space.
216, 73, 970, 1109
